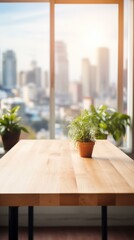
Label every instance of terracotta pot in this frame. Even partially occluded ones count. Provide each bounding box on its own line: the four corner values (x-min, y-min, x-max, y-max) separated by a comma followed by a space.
2, 130, 21, 152
77, 141, 95, 158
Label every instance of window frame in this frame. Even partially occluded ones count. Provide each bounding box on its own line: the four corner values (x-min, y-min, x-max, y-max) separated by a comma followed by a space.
51, 0, 124, 139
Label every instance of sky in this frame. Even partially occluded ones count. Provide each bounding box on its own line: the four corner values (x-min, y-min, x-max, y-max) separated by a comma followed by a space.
0, 3, 50, 72
0, 3, 119, 82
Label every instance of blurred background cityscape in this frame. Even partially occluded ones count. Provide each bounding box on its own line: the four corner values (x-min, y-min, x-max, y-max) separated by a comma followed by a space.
0, 3, 128, 141
0, 43, 127, 140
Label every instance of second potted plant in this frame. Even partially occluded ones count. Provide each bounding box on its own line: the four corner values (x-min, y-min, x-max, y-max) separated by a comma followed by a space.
0, 106, 28, 151
89, 104, 131, 144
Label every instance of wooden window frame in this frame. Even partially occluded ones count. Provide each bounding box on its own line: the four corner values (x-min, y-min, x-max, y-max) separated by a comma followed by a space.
50, 0, 124, 138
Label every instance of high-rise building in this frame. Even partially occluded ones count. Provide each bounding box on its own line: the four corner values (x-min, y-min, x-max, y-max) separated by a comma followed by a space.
26, 60, 42, 88
2, 50, 17, 90
90, 65, 97, 97
22, 83, 37, 104
97, 47, 109, 97
81, 58, 91, 98
19, 71, 27, 87
55, 41, 69, 105
69, 81, 82, 104
43, 71, 49, 96
81, 59, 97, 101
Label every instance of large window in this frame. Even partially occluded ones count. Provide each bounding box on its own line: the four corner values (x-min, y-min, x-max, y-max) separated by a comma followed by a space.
55, 4, 118, 139
0, 0, 133, 151
0, 3, 50, 143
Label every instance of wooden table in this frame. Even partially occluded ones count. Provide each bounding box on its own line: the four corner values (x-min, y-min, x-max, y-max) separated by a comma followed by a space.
0, 139, 134, 240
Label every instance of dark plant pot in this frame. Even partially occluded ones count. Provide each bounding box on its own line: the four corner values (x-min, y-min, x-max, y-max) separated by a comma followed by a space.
2, 130, 21, 152
77, 141, 95, 158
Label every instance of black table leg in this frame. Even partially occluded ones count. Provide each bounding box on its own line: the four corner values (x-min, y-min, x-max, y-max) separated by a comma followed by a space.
8, 207, 18, 240
28, 206, 34, 240
101, 206, 108, 240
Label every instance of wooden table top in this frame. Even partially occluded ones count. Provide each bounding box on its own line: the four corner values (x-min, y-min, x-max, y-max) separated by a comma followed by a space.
0, 139, 134, 206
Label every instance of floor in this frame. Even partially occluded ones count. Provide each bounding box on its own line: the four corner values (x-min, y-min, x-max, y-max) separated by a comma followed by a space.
0, 226, 134, 240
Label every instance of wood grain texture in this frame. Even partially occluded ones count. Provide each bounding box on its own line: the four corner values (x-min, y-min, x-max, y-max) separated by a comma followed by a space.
0, 140, 134, 206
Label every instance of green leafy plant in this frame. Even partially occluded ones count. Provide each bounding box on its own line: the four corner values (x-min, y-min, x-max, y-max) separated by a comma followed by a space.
68, 109, 97, 143
68, 105, 131, 144
0, 106, 28, 136
89, 104, 131, 142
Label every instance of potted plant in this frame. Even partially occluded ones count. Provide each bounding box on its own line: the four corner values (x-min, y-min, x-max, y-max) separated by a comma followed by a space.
0, 106, 28, 151
89, 104, 131, 143
68, 109, 97, 158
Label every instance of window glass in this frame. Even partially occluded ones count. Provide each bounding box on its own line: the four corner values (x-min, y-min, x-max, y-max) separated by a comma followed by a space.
0, 2, 132, 150
55, 4, 118, 139
0, 3, 50, 145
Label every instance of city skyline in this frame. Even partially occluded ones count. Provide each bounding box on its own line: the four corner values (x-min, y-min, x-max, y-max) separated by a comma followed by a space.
0, 46, 112, 86
0, 45, 125, 139
0, 46, 117, 108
